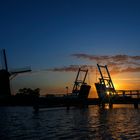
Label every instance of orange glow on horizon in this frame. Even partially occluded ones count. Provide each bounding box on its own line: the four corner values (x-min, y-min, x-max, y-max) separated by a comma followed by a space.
113, 74, 140, 90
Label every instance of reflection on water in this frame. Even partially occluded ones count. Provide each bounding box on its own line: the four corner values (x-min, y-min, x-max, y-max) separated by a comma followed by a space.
0, 105, 140, 140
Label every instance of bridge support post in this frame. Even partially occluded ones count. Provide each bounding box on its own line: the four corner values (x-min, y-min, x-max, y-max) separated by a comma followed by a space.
134, 102, 138, 109
100, 102, 105, 109
109, 102, 113, 109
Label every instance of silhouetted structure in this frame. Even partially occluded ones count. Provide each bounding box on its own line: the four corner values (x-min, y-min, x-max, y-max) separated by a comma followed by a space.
95, 64, 140, 108
33, 68, 91, 111
0, 69, 11, 98
72, 68, 89, 96
71, 67, 91, 101
0, 49, 10, 98
0, 49, 31, 98
95, 64, 116, 98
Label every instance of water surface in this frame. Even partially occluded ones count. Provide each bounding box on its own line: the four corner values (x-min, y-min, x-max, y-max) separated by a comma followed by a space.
0, 105, 140, 140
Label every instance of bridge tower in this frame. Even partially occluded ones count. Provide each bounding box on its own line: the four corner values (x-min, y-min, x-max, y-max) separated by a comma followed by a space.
95, 64, 116, 102
72, 68, 91, 99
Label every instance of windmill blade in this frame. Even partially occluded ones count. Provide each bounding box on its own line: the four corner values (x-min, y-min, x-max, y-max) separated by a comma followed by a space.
10, 67, 31, 75
10, 73, 18, 80
1, 49, 8, 71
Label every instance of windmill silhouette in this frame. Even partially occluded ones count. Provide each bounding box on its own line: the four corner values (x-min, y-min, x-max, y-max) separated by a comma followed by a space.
0, 49, 31, 98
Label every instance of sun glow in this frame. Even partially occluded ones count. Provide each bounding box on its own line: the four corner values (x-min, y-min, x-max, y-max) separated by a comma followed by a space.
113, 82, 123, 90
113, 75, 140, 90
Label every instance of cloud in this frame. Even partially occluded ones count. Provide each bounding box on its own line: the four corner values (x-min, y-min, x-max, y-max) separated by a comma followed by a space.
47, 65, 79, 72
72, 54, 140, 64
121, 67, 140, 73
71, 53, 140, 74
71, 54, 109, 62
46, 53, 140, 74
47, 65, 95, 72
109, 66, 140, 74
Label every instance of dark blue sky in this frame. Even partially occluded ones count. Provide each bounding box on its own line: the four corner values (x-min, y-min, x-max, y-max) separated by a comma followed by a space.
0, 0, 140, 95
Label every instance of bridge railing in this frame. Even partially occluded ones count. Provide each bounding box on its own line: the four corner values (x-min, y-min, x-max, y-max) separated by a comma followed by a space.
116, 90, 140, 98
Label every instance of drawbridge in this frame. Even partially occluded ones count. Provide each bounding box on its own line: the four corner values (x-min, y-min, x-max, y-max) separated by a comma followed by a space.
95, 64, 117, 100
95, 64, 140, 108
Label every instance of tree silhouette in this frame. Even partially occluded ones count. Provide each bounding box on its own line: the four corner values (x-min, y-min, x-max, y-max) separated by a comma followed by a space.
16, 88, 40, 97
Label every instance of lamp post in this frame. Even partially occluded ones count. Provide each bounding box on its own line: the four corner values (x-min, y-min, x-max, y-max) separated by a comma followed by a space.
66, 86, 68, 95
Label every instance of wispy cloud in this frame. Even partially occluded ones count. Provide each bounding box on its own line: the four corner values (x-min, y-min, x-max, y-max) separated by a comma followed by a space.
121, 67, 140, 73
71, 54, 140, 65
47, 65, 95, 72
114, 78, 140, 81
71, 53, 140, 74
46, 53, 140, 75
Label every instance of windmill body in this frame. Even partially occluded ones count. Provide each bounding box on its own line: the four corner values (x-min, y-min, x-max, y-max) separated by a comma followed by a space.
0, 69, 11, 98
0, 49, 31, 98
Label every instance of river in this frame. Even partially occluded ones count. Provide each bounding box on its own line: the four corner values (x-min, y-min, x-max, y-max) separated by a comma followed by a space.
0, 105, 140, 140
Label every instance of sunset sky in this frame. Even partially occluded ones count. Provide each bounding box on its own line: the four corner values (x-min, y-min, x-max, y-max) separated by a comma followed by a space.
0, 0, 140, 97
